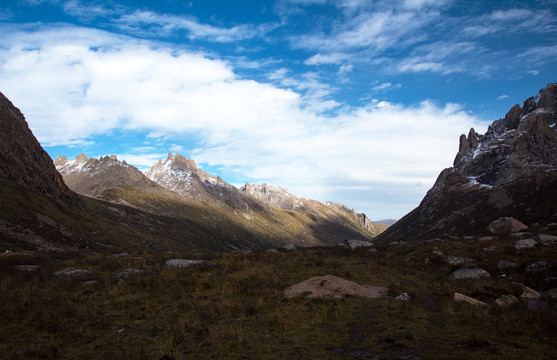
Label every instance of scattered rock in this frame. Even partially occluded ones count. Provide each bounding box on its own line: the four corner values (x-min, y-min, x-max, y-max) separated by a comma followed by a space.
368, 248, 378, 253
266, 248, 279, 253
483, 246, 497, 252
284, 275, 388, 300
479, 236, 497, 241
497, 260, 519, 271
164, 259, 215, 268
423, 257, 431, 265
111, 252, 131, 257
451, 268, 491, 280
12, 265, 40, 271
445, 256, 477, 267
514, 239, 537, 250
454, 292, 487, 306
432, 247, 444, 256
115, 269, 143, 279
547, 288, 557, 300
55, 267, 92, 277
486, 217, 528, 234
535, 234, 557, 246
395, 293, 411, 301
526, 261, 551, 273
495, 294, 519, 307
519, 285, 542, 300
83, 280, 99, 285
510, 232, 530, 239
283, 244, 296, 251
345, 239, 374, 249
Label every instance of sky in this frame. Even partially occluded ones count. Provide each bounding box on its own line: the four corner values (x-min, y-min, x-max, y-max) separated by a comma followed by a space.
0, 0, 556, 220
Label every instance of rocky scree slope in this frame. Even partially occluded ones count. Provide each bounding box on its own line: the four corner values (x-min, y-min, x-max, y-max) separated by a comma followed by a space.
377, 83, 557, 242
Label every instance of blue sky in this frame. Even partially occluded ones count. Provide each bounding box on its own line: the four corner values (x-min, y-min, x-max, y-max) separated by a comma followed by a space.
1, 0, 556, 220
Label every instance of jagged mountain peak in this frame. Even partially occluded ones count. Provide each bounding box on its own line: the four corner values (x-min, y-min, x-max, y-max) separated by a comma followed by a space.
377, 83, 557, 243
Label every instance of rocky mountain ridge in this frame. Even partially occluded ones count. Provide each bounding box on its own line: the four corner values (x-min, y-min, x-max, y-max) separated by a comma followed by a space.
377, 83, 557, 242
54, 152, 383, 249
0, 92, 77, 204
241, 183, 385, 236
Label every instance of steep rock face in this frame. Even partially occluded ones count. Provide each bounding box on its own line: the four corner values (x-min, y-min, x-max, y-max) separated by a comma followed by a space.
55, 154, 161, 201
325, 201, 379, 234
242, 183, 383, 236
377, 83, 557, 242
0, 91, 77, 203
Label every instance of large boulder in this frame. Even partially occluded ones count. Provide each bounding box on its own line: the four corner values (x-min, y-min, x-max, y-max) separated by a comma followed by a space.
514, 239, 537, 250
454, 292, 486, 306
451, 268, 491, 280
486, 217, 528, 235
284, 275, 388, 300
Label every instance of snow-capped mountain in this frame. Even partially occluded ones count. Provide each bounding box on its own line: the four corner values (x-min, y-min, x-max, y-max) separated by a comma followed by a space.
377, 83, 557, 242
55, 153, 161, 201
145, 153, 266, 212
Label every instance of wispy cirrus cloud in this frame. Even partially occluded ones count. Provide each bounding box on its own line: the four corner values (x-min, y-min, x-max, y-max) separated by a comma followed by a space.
116, 10, 277, 42
462, 8, 557, 38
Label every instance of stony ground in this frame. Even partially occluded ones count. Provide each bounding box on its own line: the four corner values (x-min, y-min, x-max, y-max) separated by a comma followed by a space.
1, 233, 556, 359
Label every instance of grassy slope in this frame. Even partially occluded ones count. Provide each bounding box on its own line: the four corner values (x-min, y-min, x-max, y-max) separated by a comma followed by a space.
1, 235, 555, 360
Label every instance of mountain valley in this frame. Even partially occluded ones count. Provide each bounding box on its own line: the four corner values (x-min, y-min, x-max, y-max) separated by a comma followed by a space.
1, 84, 557, 359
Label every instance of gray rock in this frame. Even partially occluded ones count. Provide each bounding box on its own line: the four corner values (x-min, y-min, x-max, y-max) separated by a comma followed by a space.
451, 268, 491, 280
510, 232, 530, 238
497, 260, 519, 271
83, 280, 99, 285
445, 256, 477, 267
283, 244, 296, 251
432, 247, 444, 256
535, 234, 557, 246
479, 236, 497, 241
164, 259, 215, 268
395, 293, 411, 301
454, 292, 486, 306
526, 261, 551, 273
111, 252, 131, 257
345, 239, 374, 249
495, 294, 519, 307
115, 269, 143, 279
514, 238, 537, 250
55, 267, 92, 277
368, 248, 378, 253
266, 248, 279, 253
483, 246, 497, 252
487, 217, 528, 234
13, 265, 40, 271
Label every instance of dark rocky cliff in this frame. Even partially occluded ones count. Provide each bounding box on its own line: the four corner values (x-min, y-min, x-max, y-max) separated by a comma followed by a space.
0, 92, 77, 203
376, 83, 557, 242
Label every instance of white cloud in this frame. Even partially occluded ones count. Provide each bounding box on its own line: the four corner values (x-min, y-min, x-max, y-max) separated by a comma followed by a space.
296, 10, 436, 52
496, 94, 509, 100
0, 24, 484, 219
117, 10, 275, 42
463, 8, 556, 38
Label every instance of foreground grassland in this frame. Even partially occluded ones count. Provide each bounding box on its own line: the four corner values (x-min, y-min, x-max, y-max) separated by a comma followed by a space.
1, 238, 556, 359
